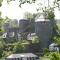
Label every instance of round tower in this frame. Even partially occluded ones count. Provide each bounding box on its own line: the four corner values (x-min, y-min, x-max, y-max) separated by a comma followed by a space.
35, 14, 53, 52
19, 19, 30, 40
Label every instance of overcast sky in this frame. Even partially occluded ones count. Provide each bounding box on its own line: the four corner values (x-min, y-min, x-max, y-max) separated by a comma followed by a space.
0, 0, 60, 20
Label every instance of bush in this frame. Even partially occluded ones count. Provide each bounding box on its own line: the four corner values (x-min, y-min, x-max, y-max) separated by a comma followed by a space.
2, 51, 12, 57
0, 38, 5, 58
44, 48, 50, 56
32, 36, 40, 44
49, 52, 60, 60
13, 41, 28, 53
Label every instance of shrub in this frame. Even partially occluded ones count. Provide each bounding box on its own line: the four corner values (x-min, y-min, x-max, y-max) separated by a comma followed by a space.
13, 41, 28, 53
49, 52, 60, 60
0, 38, 5, 58
44, 48, 50, 56
32, 36, 40, 44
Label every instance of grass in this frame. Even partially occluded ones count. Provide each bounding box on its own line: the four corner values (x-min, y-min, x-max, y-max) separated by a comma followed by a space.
40, 57, 50, 60
0, 58, 5, 60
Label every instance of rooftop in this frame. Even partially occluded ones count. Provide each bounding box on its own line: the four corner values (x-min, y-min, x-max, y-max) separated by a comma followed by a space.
35, 14, 49, 22
7, 53, 38, 58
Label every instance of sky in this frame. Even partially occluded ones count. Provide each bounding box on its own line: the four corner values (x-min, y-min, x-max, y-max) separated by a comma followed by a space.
0, 0, 60, 20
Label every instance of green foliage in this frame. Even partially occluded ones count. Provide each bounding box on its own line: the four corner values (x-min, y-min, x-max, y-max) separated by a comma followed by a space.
49, 52, 60, 60
24, 12, 34, 21
13, 41, 28, 53
0, 0, 3, 7
0, 13, 9, 34
52, 24, 60, 47
0, 49, 3, 58
24, 12, 37, 22
0, 38, 5, 49
19, 0, 36, 7
20, 40, 30, 44
0, 18, 4, 24
5, 0, 36, 7
0, 28, 5, 33
47, 10, 55, 20
32, 36, 40, 44
53, 36, 60, 47
2, 51, 12, 57
0, 38, 5, 58
0, 2, 2, 7
54, 0, 60, 8
57, 0, 60, 1
0, 0, 3, 3
44, 48, 49, 55
40, 57, 50, 60
43, 8, 55, 20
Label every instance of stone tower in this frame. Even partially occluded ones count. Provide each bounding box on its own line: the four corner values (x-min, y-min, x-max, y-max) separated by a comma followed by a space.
19, 19, 30, 40
35, 14, 53, 52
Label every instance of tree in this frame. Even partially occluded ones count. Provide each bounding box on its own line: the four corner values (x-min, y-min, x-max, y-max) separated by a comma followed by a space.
53, 0, 60, 9
24, 12, 37, 22
52, 20, 60, 47
0, 0, 36, 7
0, 12, 5, 35
0, 0, 3, 7
53, 36, 60, 47
24, 12, 33, 21
46, 9, 55, 20
42, 7, 55, 20
0, 12, 10, 35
